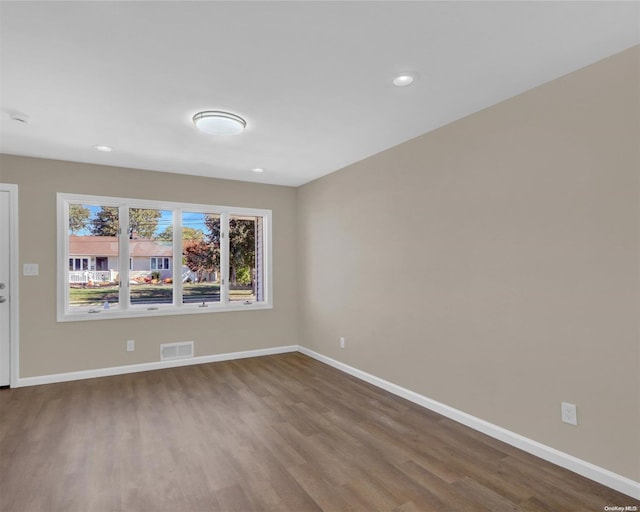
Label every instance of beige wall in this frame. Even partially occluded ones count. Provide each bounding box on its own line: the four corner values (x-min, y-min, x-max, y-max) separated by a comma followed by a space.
0, 155, 298, 377
297, 46, 640, 481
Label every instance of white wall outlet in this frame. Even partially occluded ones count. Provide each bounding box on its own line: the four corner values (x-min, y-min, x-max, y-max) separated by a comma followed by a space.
561, 402, 577, 425
339, 337, 345, 349
126, 340, 135, 352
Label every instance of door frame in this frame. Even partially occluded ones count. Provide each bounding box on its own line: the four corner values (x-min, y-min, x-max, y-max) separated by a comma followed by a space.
0, 183, 19, 387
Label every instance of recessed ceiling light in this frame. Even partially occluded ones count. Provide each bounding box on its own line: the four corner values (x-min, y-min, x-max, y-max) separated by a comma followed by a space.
193, 111, 246, 136
393, 72, 418, 87
252, 168, 265, 173
10, 113, 31, 124
94, 145, 113, 152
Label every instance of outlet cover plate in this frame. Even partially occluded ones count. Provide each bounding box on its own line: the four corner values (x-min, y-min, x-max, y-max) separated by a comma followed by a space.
561, 402, 577, 425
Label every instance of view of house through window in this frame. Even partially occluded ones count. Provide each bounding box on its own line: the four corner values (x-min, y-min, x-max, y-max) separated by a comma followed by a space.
60, 194, 271, 319
67, 203, 120, 310
128, 207, 174, 306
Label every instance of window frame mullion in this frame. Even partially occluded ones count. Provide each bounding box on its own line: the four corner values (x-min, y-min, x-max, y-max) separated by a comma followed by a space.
220, 212, 230, 305
119, 205, 130, 311
173, 208, 183, 308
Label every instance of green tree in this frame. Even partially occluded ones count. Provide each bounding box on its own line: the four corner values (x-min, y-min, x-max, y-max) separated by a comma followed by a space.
68, 204, 90, 234
203, 215, 222, 272
156, 226, 204, 241
205, 216, 255, 285
91, 207, 118, 236
204, 215, 221, 246
129, 208, 162, 238
91, 207, 161, 238
229, 219, 255, 285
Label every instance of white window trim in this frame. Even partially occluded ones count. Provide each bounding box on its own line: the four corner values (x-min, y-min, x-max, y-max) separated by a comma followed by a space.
57, 193, 273, 322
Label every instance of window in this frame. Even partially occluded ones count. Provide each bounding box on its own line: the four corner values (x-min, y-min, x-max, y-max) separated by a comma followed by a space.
58, 193, 272, 321
129, 207, 173, 307
181, 211, 220, 305
229, 214, 264, 303
69, 258, 89, 271
150, 257, 170, 270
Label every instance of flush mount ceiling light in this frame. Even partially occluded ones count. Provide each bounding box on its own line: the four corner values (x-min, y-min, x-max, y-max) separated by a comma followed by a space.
193, 111, 246, 136
93, 145, 113, 152
252, 167, 265, 173
393, 72, 419, 87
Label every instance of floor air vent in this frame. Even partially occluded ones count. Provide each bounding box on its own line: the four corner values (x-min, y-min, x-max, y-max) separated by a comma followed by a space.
160, 341, 194, 361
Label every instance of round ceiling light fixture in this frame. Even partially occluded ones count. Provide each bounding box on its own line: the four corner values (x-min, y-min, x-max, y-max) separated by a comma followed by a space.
193, 110, 246, 136
94, 145, 113, 152
252, 167, 265, 173
393, 72, 418, 87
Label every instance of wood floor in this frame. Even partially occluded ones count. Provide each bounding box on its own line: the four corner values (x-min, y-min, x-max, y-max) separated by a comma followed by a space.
0, 353, 635, 512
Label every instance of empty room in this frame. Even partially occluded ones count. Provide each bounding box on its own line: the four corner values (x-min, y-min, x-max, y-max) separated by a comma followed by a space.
0, 1, 639, 511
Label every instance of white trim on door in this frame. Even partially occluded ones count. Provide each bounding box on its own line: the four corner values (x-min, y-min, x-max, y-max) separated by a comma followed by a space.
0, 183, 19, 387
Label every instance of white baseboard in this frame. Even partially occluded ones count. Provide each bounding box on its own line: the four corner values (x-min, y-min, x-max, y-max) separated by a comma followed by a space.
15, 345, 298, 388
298, 346, 640, 500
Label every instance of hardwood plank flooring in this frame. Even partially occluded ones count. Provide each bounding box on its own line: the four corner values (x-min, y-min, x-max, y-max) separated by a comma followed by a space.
0, 352, 635, 511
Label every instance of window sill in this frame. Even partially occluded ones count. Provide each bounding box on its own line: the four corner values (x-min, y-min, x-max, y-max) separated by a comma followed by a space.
57, 301, 272, 322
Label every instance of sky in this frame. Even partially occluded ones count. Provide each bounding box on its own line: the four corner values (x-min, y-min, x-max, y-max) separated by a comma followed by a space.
72, 205, 213, 237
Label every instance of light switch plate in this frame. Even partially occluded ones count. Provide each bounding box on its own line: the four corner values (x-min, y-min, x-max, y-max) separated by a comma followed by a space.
23, 263, 39, 276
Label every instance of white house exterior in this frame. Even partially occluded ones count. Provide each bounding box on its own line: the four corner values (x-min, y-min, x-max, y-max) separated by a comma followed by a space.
68, 236, 173, 283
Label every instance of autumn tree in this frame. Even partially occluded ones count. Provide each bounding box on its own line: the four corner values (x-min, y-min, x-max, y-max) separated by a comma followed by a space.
91, 207, 161, 238
68, 204, 90, 234
183, 240, 218, 283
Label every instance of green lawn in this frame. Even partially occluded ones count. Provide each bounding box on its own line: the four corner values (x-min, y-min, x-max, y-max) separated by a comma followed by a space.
69, 283, 253, 307
69, 286, 120, 305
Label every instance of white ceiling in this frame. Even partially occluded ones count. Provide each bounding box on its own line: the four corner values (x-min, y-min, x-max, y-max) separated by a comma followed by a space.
1, 1, 638, 187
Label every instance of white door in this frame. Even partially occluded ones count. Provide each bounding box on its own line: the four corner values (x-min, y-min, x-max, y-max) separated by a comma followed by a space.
0, 189, 13, 386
